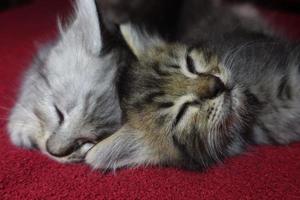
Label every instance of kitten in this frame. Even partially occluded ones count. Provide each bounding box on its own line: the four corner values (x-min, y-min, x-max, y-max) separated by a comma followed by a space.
7, 0, 122, 162
97, 0, 270, 43
96, 0, 182, 39
85, 24, 300, 170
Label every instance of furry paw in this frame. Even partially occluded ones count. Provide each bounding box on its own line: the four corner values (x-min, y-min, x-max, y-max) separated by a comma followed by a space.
51, 143, 94, 163
7, 118, 46, 150
84, 140, 106, 169
85, 127, 153, 170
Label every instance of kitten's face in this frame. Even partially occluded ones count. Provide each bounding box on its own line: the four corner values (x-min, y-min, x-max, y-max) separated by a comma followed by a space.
8, 0, 121, 162
121, 44, 252, 168
124, 45, 231, 127
8, 43, 121, 161
42, 46, 121, 157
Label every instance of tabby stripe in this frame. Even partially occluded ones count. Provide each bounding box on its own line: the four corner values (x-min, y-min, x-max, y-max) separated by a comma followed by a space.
172, 135, 202, 170
173, 100, 200, 127
145, 91, 165, 103
257, 121, 279, 145
277, 76, 292, 100
157, 102, 174, 109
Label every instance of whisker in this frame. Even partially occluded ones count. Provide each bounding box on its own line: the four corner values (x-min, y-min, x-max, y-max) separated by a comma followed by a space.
7, 122, 42, 131
0, 106, 12, 112
11, 103, 46, 126
0, 117, 9, 121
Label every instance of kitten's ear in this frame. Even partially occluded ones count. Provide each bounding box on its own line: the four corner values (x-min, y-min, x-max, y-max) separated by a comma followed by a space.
58, 0, 102, 55
85, 125, 159, 170
120, 23, 165, 58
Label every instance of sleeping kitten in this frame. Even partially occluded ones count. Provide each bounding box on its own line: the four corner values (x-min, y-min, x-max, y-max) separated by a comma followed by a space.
85, 24, 300, 170
7, 0, 122, 162
97, 0, 270, 43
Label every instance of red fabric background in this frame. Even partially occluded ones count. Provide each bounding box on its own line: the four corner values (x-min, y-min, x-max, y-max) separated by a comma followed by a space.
0, 1, 300, 199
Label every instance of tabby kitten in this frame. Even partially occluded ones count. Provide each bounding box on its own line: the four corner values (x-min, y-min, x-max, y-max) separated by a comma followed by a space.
8, 0, 122, 162
86, 24, 300, 170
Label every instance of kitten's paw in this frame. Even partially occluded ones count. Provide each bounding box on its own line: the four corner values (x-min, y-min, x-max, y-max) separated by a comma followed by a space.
85, 140, 114, 169
52, 143, 94, 163
84, 142, 101, 167
7, 118, 46, 150
85, 128, 149, 170
67, 143, 94, 162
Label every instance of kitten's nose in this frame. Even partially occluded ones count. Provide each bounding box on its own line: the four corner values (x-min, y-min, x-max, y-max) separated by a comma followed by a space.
208, 76, 226, 98
196, 75, 226, 99
46, 137, 75, 157
46, 135, 90, 157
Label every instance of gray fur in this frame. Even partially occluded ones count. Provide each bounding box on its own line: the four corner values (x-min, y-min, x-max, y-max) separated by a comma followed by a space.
7, 0, 121, 162
222, 41, 300, 145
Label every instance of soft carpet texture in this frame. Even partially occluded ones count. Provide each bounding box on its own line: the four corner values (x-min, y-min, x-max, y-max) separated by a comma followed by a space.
0, 0, 300, 199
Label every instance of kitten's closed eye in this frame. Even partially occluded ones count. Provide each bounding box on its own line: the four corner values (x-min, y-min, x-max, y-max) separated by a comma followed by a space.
186, 54, 197, 74
54, 105, 64, 125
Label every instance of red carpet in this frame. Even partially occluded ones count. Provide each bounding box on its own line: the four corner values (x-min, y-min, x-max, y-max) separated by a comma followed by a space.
0, 1, 300, 199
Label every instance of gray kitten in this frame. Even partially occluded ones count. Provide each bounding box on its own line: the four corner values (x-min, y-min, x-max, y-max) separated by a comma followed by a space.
8, 0, 121, 162
85, 24, 300, 170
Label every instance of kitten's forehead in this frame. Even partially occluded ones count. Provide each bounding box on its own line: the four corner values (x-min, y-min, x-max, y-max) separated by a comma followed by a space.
147, 44, 187, 63
45, 47, 110, 85
50, 77, 106, 103
47, 44, 91, 70
42, 49, 115, 109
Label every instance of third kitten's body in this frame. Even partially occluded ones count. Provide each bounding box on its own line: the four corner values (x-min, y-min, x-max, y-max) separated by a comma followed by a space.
97, 0, 271, 43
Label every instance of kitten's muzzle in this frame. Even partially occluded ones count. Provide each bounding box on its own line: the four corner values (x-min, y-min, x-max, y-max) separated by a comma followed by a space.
197, 75, 226, 100
46, 135, 94, 157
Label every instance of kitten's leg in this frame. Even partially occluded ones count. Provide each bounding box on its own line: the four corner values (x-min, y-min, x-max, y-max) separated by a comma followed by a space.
60, 143, 94, 163
85, 125, 164, 170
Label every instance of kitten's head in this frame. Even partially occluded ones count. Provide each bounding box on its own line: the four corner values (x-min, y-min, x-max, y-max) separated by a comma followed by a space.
86, 24, 258, 170
8, 0, 121, 160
